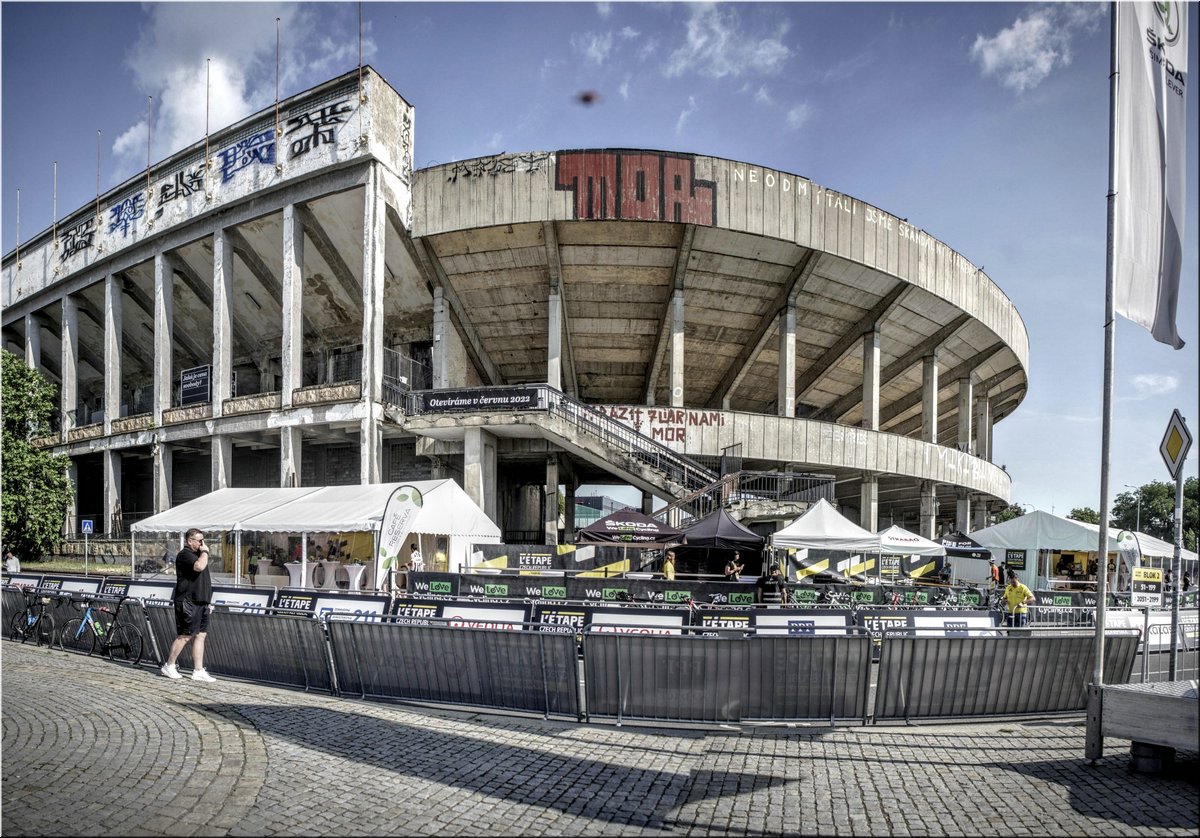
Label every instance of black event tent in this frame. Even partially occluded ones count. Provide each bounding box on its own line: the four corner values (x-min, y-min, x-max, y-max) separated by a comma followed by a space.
938, 530, 990, 560
681, 508, 765, 551
577, 508, 684, 547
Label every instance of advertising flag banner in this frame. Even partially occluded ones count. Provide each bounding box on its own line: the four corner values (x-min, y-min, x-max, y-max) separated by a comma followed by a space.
1113, 2, 1189, 349
375, 485, 423, 588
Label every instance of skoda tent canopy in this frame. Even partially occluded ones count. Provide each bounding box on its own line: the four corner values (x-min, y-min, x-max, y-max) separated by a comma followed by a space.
576, 508, 684, 547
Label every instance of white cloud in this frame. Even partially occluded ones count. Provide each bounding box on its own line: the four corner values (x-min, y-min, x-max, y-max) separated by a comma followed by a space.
620, 26, 639, 41
754, 85, 772, 105
1128, 373, 1180, 399
112, 4, 374, 175
572, 32, 614, 65
665, 4, 790, 79
618, 78, 631, 100
675, 96, 698, 135
785, 103, 811, 131
970, 5, 1104, 92
596, 2, 612, 20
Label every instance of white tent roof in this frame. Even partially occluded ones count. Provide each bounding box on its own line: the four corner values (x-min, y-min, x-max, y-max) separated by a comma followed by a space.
1078, 523, 1198, 563
770, 498, 879, 552
877, 525, 946, 557
131, 480, 501, 540
969, 509, 1121, 555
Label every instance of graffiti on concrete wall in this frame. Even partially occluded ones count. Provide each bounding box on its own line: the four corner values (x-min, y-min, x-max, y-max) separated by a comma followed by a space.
595, 405, 725, 444
218, 128, 276, 183
285, 100, 353, 159
555, 150, 716, 225
58, 217, 96, 262
108, 194, 146, 237
447, 152, 553, 182
155, 166, 206, 217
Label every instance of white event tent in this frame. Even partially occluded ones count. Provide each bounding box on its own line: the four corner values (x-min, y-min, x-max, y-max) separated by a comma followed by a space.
771, 499, 879, 579
131, 480, 501, 587
877, 524, 946, 582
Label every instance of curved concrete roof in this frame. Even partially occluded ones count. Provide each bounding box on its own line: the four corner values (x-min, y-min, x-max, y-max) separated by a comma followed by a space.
411, 150, 1029, 451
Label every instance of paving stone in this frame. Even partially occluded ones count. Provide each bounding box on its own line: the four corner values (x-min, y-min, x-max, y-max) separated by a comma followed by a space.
2, 641, 1197, 836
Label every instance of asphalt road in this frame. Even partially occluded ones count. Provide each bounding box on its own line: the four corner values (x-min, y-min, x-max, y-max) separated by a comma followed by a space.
2, 640, 1196, 837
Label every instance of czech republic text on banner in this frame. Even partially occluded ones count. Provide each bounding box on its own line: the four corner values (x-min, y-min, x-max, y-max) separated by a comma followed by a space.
1113, 2, 1188, 349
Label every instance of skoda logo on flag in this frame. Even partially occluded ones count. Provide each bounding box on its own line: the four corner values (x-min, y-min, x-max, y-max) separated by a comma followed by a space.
1154, 1, 1182, 46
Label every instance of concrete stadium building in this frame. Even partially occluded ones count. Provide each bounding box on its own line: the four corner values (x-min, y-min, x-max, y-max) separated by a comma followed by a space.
1, 68, 1027, 563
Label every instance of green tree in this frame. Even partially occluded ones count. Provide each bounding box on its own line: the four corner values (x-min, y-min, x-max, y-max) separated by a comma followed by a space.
1, 350, 72, 559
994, 503, 1026, 524
1067, 507, 1100, 524
1113, 479, 1199, 552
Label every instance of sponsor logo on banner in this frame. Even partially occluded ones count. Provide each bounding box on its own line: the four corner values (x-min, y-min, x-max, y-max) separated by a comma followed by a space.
441, 603, 527, 630
589, 610, 685, 635
375, 485, 424, 585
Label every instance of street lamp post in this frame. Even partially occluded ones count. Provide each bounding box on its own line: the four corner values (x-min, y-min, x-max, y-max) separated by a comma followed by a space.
1124, 484, 1141, 532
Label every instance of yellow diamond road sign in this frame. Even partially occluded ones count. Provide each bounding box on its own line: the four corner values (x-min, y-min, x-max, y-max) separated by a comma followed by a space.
1159, 409, 1192, 480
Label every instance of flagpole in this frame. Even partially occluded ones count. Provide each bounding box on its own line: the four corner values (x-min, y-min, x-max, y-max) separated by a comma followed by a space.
1093, 2, 1121, 688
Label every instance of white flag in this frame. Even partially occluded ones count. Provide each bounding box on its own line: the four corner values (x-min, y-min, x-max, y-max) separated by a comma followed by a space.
375, 484, 423, 588
1113, 2, 1188, 349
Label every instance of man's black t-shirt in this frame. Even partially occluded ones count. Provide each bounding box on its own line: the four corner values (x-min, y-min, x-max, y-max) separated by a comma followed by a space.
174, 546, 212, 604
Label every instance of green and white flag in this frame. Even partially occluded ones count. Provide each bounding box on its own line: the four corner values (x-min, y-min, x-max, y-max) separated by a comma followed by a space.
375, 485, 423, 588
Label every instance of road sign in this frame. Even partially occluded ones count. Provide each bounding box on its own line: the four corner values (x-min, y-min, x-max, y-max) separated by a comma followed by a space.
1159, 409, 1192, 480
1131, 567, 1163, 608
80, 519, 94, 535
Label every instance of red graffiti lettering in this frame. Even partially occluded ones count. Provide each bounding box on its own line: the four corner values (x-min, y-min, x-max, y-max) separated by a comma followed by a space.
556, 151, 715, 225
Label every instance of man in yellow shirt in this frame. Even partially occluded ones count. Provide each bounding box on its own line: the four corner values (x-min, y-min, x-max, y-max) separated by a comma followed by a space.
1004, 569, 1035, 627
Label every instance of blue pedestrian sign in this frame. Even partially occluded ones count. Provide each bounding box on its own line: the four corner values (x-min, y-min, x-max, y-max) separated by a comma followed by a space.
81, 519, 94, 535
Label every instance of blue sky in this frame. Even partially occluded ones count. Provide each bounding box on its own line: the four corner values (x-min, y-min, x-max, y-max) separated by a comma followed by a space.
2, 2, 1197, 519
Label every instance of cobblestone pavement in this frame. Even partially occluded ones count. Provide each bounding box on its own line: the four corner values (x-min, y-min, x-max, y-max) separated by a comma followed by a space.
2, 641, 1196, 837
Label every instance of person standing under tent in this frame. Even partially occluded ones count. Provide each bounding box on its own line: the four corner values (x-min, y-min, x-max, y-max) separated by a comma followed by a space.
724, 552, 745, 581
662, 549, 677, 581
161, 528, 217, 682
988, 559, 1000, 589
756, 563, 786, 605
409, 543, 424, 573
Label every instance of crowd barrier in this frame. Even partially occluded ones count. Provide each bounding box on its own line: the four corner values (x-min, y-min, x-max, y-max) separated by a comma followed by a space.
1, 582, 1186, 726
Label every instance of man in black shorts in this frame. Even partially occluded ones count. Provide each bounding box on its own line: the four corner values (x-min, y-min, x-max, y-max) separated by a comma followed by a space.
161, 528, 216, 682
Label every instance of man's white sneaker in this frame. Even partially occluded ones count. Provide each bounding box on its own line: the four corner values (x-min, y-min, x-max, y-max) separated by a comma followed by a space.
160, 662, 182, 679
191, 669, 217, 683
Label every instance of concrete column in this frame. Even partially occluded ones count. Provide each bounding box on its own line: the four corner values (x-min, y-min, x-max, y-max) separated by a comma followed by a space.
212, 435, 233, 490
641, 491, 654, 516
432, 286, 450, 388
919, 481, 938, 539
957, 376, 973, 455
153, 252, 173, 425
547, 286, 563, 392
103, 450, 122, 537
463, 427, 498, 524
544, 456, 559, 545
669, 290, 684, 407
64, 460, 78, 537
281, 426, 303, 487
24, 313, 40, 368
973, 501, 988, 532
281, 204, 305, 407
60, 295, 79, 437
921, 352, 939, 443
974, 395, 992, 462
153, 439, 172, 513
361, 165, 385, 405
777, 303, 796, 416
562, 481, 576, 543
859, 475, 878, 532
360, 408, 383, 484
212, 227, 233, 416
861, 328, 880, 431
103, 273, 122, 435
956, 488, 971, 533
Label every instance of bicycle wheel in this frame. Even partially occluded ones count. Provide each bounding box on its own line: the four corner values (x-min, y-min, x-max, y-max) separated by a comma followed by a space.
57, 617, 96, 655
103, 624, 144, 666
33, 613, 56, 647
9, 609, 31, 642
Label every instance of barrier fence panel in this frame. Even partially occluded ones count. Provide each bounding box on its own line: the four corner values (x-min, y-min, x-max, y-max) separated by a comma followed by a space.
168, 609, 334, 692
874, 631, 1140, 721
582, 631, 745, 723
742, 634, 873, 724
327, 619, 581, 718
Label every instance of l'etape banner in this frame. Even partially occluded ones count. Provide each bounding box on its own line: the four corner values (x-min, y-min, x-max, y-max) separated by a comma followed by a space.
375, 485, 423, 583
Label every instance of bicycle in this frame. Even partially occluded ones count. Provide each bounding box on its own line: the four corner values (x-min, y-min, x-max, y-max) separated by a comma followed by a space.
8, 589, 60, 646
56, 595, 144, 665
